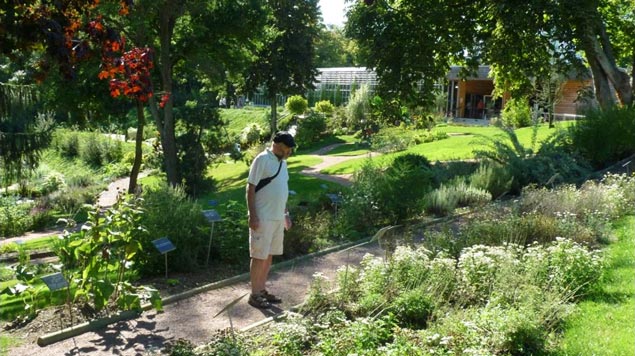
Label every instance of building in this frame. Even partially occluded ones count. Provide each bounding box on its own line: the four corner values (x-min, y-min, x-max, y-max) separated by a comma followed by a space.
249, 66, 593, 120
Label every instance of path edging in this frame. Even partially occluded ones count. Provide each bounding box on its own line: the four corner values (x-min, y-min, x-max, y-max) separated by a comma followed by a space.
36, 238, 373, 346
36, 214, 459, 347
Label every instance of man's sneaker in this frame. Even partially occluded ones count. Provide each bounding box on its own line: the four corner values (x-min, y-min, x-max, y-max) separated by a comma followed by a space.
261, 289, 282, 304
248, 293, 271, 309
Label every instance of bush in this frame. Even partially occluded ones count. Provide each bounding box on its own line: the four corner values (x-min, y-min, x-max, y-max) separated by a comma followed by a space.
240, 123, 266, 147
285, 95, 308, 115
469, 161, 513, 199
340, 157, 435, 232
211, 200, 249, 265
423, 185, 459, 217
51, 129, 80, 158
501, 97, 533, 128
139, 183, 209, 275
283, 209, 333, 258
0, 196, 33, 237
567, 105, 635, 169
294, 111, 327, 147
314, 100, 335, 116
345, 84, 372, 130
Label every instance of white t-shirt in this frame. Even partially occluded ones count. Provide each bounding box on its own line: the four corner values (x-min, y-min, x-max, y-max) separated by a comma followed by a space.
247, 148, 289, 221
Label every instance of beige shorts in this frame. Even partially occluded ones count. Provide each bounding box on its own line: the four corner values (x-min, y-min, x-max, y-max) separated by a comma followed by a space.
249, 219, 284, 259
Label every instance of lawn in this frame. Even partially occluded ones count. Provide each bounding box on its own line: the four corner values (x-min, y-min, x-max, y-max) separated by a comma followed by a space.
555, 216, 635, 356
322, 122, 571, 175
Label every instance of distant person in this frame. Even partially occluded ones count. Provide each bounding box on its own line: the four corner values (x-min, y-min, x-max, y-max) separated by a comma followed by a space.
245, 131, 295, 308
477, 99, 485, 119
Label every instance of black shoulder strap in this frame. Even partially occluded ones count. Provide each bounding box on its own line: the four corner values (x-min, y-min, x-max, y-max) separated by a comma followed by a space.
255, 160, 283, 193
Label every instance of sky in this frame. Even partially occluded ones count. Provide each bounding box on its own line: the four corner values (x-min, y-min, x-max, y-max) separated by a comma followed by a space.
319, 0, 347, 27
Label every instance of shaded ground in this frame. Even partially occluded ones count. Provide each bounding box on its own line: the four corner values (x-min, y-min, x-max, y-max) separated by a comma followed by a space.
5, 241, 384, 355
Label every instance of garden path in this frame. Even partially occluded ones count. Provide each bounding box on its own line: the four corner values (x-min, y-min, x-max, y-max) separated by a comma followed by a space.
0, 171, 149, 246
299, 143, 380, 186
6, 239, 385, 355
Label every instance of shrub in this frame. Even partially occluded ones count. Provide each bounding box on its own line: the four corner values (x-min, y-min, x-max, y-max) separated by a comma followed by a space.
294, 111, 327, 147
501, 97, 533, 128
139, 183, 209, 275
51, 129, 80, 158
283, 209, 333, 258
211, 200, 249, 265
240, 123, 266, 147
469, 161, 512, 199
0, 196, 33, 237
423, 185, 459, 217
340, 157, 435, 232
314, 100, 335, 116
451, 181, 492, 207
567, 105, 635, 169
285, 95, 308, 115
345, 84, 372, 130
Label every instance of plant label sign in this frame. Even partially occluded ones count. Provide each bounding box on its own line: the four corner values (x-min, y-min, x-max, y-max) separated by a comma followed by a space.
41, 273, 68, 291
152, 237, 176, 254
326, 193, 342, 205
202, 209, 222, 223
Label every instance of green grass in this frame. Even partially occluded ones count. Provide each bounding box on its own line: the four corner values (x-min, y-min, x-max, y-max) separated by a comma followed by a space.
11, 236, 56, 252
555, 216, 635, 356
321, 123, 569, 175
220, 106, 270, 135
201, 153, 343, 212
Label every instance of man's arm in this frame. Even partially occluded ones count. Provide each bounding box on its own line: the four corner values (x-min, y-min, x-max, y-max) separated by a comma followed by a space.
246, 183, 259, 230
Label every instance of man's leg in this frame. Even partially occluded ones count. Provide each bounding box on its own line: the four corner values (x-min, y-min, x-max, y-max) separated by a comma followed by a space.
250, 257, 269, 294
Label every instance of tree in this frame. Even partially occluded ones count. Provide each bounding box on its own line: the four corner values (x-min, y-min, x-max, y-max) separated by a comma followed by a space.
245, 0, 321, 135
0, 0, 267, 191
314, 25, 359, 67
346, 0, 634, 109
127, 0, 266, 187
0, 84, 53, 186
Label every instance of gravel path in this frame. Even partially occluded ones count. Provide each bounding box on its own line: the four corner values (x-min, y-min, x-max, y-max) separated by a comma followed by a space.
299, 143, 380, 186
7, 241, 384, 355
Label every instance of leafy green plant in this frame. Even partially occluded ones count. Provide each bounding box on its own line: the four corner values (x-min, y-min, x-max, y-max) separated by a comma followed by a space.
0, 196, 33, 237
212, 200, 249, 265
314, 99, 335, 115
294, 111, 327, 147
139, 183, 209, 275
468, 161, 512, 199
59, 195, 162, 312
285, 95, 309, 115
240, 122, 266, 147
423, 185, 459, 217
567, 105, 635, 169
501, 97, 533, 128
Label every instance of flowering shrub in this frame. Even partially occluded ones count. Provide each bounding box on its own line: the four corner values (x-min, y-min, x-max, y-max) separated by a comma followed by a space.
524, 238, 603, 299
457, 244, 522, 303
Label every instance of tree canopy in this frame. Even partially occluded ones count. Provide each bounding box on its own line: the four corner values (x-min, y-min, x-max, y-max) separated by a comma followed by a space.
244, 0, 321, 134
346, 0, 634, 109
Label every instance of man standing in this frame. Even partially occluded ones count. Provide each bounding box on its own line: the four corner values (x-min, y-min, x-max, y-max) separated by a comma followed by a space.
246, 131, 295, 308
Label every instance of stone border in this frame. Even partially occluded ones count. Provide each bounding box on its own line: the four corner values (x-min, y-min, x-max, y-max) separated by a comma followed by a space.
36, 238, 373, 346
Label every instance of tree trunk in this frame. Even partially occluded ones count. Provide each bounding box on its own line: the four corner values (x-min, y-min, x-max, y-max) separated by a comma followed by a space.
128, 100, 145, 194
157, 4, 179, 187
587, 53, 617, 109
582, 24, 633, 108
270, 94, 278, 137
